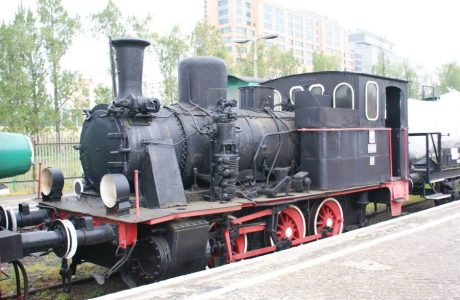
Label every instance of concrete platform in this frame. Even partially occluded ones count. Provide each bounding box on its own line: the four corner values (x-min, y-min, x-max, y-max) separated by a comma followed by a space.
96, 201, 460, 300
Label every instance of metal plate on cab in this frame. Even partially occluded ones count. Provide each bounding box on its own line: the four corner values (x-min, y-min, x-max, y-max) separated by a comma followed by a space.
369, 130, 376, 143
368, 143, 377, 154
370, 156, 375, 166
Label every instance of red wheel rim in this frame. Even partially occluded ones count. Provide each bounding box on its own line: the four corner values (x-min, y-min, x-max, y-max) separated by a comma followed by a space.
273, 205, 306, 243
312, 198, 343, 236
233, 234, 247, 255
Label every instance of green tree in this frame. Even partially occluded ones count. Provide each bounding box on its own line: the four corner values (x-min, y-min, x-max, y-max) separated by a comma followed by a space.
232, 43, 300, 78
155, 26, 189, 104
58, 71, 89, 130
91, 1, 157, 101
191, 20, 229, 60
232, 42, 267, 78
91, 0, 156, 40
401, 61, 420, 98
371, 49, 405, 79
372, 50, 421, 98
0, 6, 52, 138
38, 0, 80, 139
90, 0, 126, 38
94, 83, 112, 105
437, 62, 460, 94
264, 46, 300, 78
312, 51, 341, 72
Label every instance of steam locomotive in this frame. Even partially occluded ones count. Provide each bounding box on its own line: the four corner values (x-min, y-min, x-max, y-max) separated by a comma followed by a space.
1, 38, 460, 290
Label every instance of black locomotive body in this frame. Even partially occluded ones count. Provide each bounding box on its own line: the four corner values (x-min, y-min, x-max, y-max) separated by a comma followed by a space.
2, 38, 460, 289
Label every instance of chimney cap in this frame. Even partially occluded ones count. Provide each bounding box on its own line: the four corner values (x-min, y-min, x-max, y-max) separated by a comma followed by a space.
111, 38, 150, 47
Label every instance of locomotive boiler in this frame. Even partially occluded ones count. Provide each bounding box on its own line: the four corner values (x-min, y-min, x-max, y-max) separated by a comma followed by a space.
1, 37, 460, 293
81, 39, 297, 208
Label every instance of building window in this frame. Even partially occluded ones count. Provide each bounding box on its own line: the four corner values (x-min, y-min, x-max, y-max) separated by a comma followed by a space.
221, 27, 231, 34
309, 84, 324, 95
289, 85, 304, 104
365, 81, 379, 120
333, 83, 354, 109
236, 27, 246, 34
263, 4, 273, 30
275, 8, 284, 32
294, 15, 302, 38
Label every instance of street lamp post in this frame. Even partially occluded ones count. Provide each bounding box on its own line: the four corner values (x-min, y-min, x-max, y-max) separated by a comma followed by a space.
235, 33, 278, 78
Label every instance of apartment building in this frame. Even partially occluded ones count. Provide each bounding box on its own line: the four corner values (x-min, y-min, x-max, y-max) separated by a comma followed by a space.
349, 30, 402, 74
204, 0, 355, 72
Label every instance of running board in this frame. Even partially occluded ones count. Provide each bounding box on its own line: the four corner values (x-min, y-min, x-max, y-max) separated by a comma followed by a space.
425, 193, 451, 201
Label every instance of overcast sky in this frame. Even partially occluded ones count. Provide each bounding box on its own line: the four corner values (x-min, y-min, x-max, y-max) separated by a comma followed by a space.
1, 0, 458, 90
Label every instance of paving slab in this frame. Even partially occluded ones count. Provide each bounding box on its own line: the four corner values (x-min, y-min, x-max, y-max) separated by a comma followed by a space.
95, 200, 460, 300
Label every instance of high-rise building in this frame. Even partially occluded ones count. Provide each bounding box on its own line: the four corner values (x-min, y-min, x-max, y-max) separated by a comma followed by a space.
204, 0, 355, 73
348, 30, 401, 74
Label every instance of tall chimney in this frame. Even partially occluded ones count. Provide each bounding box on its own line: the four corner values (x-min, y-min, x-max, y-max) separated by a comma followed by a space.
111, 38, 150, 99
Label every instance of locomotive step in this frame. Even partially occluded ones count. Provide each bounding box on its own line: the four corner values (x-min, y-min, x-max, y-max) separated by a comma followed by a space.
425, 193, 451, 200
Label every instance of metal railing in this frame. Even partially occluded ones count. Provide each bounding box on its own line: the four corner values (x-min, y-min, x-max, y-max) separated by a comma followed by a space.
409, 132, 442, 183
0, 141, 81, 195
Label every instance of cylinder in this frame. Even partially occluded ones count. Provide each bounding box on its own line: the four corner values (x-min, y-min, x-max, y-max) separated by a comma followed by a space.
15, 209, 49, 228
0, 133, 33, 179
76, 224, 114, 246
111, 38, 150, 99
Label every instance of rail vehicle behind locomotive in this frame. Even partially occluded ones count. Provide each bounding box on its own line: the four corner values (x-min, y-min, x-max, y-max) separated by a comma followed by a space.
0, 132, 33, 194
1, 38, 460, 289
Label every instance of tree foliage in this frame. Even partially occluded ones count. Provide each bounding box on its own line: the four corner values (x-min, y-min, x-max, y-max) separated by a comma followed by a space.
0, 6, 52, 137
372, 49, 421, 98
91, 1, 156, 40
38, 0, 80, 138
190, 20, 229, 61
371, 49, 402, 78
312, 51, 341, 72
90, 0, 126, 38
94, 83, 112, 105
232, 43, 300, 79
155, 26, 189, 104
437, 62, 460, 94
264, 46, 300, 78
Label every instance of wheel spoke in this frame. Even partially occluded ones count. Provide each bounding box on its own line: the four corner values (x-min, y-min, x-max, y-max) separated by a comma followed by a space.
310, 198, 344, 236
274, 205, 306, 242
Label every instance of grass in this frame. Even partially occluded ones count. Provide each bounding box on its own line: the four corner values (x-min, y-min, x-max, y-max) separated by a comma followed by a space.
1, 254, 112, 299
